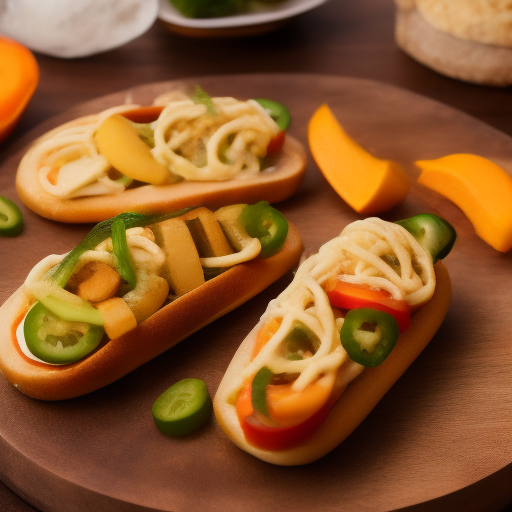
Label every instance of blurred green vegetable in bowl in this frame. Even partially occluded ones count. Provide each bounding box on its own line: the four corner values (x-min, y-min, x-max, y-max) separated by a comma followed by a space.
169, 0, 287, 19
169, 0, 246, 18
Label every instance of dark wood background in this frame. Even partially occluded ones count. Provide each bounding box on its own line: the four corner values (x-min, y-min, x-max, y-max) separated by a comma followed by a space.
0, 0, 510, 510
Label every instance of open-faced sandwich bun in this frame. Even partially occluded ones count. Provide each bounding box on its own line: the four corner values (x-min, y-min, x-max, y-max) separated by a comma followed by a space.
214, 215, 455, 465
394, 0, 512, 86
16, 95, 307, 223
0, 203, 303, 400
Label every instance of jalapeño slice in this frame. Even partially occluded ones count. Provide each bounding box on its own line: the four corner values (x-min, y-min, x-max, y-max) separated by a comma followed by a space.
340, 308, 399, 367
240, 201, 288, 259
253, 98, 291, 131
111, 217, 137, 289
396, 213, 456, 263
251, 366, 274, 417
24, 302, 104, 364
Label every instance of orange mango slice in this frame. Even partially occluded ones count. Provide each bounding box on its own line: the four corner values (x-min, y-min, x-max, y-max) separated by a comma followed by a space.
95, 114, 169, 185
308, 104, 410, 214
416, 154, 512, 252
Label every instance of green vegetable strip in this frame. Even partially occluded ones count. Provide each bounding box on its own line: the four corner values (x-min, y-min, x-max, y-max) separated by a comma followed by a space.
192, 85, 216, 116
396, 213, 456, 263
251, 366, 274, 416
126, 119, 155, 148
49, 208, 197, 288
111, 218, 137, 290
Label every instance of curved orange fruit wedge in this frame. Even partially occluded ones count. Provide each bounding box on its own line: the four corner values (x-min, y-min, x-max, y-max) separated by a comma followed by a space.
416, 153, 512, 252
0, 37, 39, 142
308, 104, 410, 214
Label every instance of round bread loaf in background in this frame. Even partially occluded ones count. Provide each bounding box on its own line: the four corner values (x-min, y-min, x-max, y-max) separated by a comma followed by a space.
394, 0, 512, 86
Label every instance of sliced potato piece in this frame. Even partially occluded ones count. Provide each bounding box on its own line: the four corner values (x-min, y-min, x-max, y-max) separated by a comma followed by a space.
124, 274, 169, 324
181, 207, 233, 257
67, 261, 121, 303
214, 204, 253, 251
96, 297, 137, 339
151, 218, 205, 296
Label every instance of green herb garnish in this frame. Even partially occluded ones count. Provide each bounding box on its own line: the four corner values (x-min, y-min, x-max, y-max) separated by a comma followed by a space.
192, 85, 216, 116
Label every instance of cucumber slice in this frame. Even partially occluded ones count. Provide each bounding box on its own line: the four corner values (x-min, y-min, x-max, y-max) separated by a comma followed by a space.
152, 379, 212, 437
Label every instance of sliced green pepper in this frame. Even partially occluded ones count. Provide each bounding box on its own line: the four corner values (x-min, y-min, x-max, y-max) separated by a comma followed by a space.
191, 85, 216, 116
240, 201, 288, 259
49, 208, 196, 288
340, 308, 399, 367
111, 217, 137, 289
0, 195, 23, 237
169, 0, 242, 19
253, 98, 291, 131
251, 366, 274, 416
279, 321, 320, 360
396, 213, 456, 263
24, 302, 104, 364
35, 294, 104, 326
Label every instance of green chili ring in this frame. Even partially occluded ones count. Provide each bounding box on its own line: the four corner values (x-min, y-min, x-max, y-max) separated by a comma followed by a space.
240, 201, 289, 259
340, 308, 399, 367
24, 302, 104, 364
253, 98, 291, 132
0, 195, 24, 237
396, 213, 456, 263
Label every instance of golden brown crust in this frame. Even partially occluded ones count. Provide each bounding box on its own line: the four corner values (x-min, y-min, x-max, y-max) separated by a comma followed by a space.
414, 0, 512, 47
394, 3, 512, 86
0, 222, 303, 401
213, 262, 451, 465
15, 111, 307, 223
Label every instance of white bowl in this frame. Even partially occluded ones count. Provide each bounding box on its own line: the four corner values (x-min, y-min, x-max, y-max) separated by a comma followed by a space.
158, 0, 328, 30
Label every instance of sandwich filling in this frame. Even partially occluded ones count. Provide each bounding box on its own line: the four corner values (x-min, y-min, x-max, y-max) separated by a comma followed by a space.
229, 217, 440, 451
16, 203, 289, 366
34, 96, 282, 200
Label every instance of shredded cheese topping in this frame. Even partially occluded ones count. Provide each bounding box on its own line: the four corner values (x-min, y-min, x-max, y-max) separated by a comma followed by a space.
234, 218, 436, 394
151, 97, 279, 181
21, 229, 165, 346
35, 96, 280, 199
35, 105, 140, 199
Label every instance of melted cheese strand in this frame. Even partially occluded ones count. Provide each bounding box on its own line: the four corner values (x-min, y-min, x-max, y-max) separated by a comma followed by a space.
233, 217, 436, 395
151, 97, 279, 182
36, 105, 140, 199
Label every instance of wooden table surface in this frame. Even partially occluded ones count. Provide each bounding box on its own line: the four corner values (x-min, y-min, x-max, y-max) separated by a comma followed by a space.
0, 0, 510, 510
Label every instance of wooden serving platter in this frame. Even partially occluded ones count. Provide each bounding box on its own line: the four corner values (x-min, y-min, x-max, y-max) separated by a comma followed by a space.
0, 75, 510, 512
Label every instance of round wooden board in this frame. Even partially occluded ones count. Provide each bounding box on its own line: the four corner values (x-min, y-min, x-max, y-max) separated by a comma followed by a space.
0, 74, 511, 512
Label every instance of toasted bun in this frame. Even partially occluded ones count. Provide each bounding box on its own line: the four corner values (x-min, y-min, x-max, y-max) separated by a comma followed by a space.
213, 261, 451, 465
395, 1, 512, 86
0, 222, 303, 401
15, 108, 307, 223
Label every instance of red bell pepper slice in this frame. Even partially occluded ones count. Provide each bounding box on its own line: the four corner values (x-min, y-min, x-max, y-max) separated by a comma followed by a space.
236, 380, 333, 451
326, 280, 411, 332
266, 131, 285, 156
